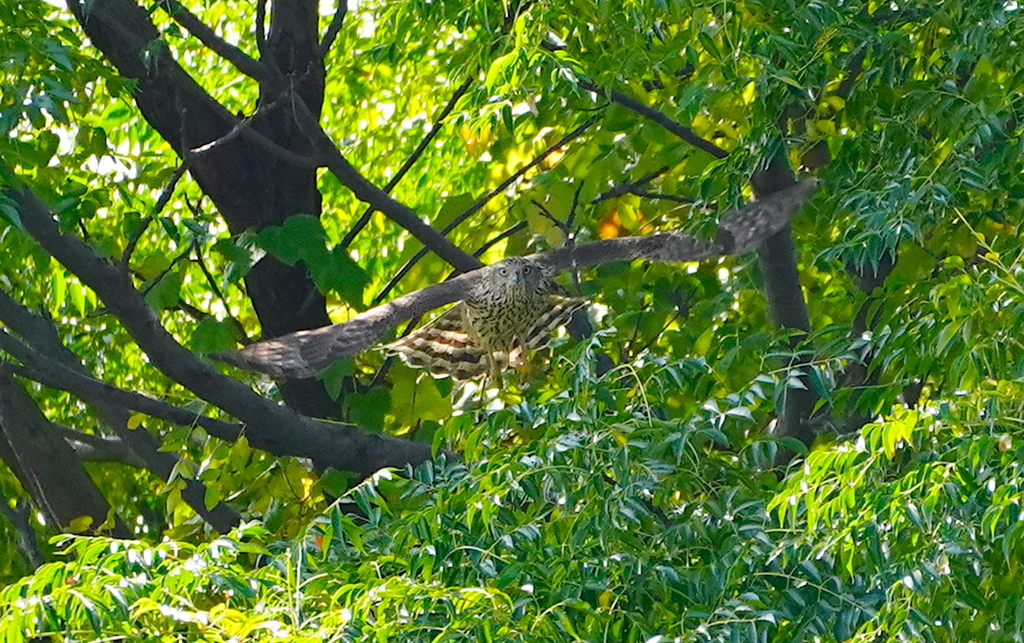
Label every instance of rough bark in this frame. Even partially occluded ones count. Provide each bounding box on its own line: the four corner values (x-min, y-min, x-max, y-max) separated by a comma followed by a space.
0, 366, 130, 537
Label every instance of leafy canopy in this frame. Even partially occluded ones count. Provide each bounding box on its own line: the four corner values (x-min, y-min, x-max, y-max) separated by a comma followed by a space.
1, 0, 1024, 641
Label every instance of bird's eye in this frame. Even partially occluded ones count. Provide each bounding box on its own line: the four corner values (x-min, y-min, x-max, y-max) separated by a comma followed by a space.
498, 267, 508, 276
523, 265, 533, 274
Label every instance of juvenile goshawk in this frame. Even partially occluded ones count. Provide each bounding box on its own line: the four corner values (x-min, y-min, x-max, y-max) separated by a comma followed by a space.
212, 178, 819, 379
384, 257, 586, 380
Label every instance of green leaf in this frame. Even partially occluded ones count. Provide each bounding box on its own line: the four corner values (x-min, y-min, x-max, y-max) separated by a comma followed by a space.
388, 364, 452, 426
256, 214, 326, 266
310, 246, 371, 309
190, 317, 243, 355
346, 386, 391, 431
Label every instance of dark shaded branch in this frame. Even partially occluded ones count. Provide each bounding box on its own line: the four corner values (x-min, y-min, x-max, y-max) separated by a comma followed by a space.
66, 0, 340, 419
750, 160, 817, 464
837, 46, 867, 100
753, 167, 812, 333
0, 300, 240, 529
255, 0, 267, 56
577, 79, 728, 159
157, 0, 271, 84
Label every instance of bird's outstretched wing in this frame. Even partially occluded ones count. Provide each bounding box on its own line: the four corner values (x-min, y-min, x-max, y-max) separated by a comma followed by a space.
532, 178, 818, 274
384, 294, 589, 380
211, 277, 478, 378
213, 179, 817, 378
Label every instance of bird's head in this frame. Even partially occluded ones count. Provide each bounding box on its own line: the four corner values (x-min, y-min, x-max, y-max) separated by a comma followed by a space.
473, 257, 548, 304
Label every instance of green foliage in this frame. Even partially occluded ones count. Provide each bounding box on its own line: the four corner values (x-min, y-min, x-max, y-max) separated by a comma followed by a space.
7, 351, 1024, 641
2, 0, 1024, 640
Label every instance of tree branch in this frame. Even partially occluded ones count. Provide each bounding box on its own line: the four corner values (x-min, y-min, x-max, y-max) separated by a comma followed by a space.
577, 79, 729, 159
5, 183, 434, 477
157, 0, 271, 84
592, 166, 670, 203
53, 424, 146, 466
319, 0, 349, 56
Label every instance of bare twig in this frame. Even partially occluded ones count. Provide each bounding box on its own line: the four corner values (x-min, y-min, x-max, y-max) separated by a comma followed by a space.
121, 162, 187, 269
566, 179, 584, 232
592, 166, 669, 203
373, 116, 600, 304
341, 77, 474, 248
531, 200, 572, 235
577, 78, 729, 159
192, 242, 225, 307
630, 190, 695, 204
442, 117, 598, 237
472, 221, 528, 257
319, 0, 349, 56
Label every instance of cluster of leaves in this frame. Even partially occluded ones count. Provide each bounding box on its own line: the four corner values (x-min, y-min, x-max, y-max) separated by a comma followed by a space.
5, 338, 1024, 641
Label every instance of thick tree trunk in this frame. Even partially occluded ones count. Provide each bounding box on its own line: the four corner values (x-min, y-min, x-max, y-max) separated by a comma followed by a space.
0, 367, 130, 537
67, 0, 339, 418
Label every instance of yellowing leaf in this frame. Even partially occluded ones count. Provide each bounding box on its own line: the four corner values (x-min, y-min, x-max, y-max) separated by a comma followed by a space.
813, 119, 836, 136
68, 515, 94, 533
741, 81, 756, 104
598, 208, 624, 239
127, 412, 146, 429
822, 95, 846, 111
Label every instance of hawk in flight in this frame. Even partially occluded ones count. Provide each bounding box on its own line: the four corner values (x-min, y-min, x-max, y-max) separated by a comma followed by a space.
213, 179, 818, 379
